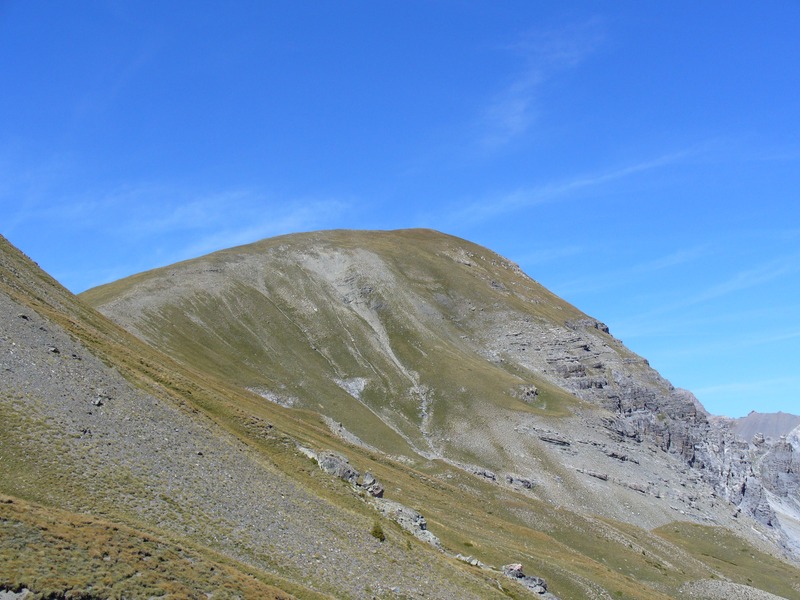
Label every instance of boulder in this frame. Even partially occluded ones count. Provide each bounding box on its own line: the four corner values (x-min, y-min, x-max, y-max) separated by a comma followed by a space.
502, 563, 550, 595
455, 554, 485, 568
505, 474, 534, 489
360, 472, 385, 497
372, 498, 442, 549
317, 452, 359, 484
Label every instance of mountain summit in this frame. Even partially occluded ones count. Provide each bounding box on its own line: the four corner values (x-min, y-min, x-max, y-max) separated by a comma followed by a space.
3, 229, 799, 599
82, 229, 800, 557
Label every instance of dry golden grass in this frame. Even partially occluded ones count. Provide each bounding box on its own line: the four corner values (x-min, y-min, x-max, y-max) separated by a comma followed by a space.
0, 494, 296, 599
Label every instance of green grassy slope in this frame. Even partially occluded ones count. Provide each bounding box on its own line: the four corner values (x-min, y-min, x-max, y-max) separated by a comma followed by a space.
82, 229, 589, 464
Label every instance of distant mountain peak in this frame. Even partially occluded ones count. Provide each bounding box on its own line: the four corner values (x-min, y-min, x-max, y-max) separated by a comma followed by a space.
734, 410, 800, 441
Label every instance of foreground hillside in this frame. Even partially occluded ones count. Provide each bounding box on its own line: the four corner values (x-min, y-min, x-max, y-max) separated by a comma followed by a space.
2, 230, 799, 599
1, 234, 516, 599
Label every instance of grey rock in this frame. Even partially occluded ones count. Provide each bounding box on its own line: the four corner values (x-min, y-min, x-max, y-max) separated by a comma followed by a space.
0, 589, 34, 600
513, 384, 539, 403
505, 474, 534, 489
626, 481, 648, 494
581, 470, 608, 481
372, 498, 442, 549
539, 435, 570, 447
469, 467, 497, 481
481, 297, 800, 555
734, 411, 800, 441
358, 471, 385, 497
502, 563, 550, 595
606, 450, 638, 464
566, 318, 610, 334
317, 451, 360, 484
455, 554, 485, 568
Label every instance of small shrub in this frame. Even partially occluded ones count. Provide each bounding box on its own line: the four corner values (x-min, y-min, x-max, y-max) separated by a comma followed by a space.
370, 521, 385, 542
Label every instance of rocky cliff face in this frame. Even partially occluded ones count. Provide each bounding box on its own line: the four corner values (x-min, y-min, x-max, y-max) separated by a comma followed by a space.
490, 309, 800, 556
409, 247, 798, 557
757, 426, 800, 554
601, 361, 799, 554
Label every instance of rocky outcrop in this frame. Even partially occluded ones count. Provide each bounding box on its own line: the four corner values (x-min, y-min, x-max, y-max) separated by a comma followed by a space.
0, 589, 34, 600
489, 308, 799, 555
502, 563, 554, 597
301, 447, 385, 497
360, 471, 385, 498
372, 498, 442, 549
317, 451, 360, 484
608, 391, 800, 552
505, 473, 534, 489
760, 437, 799, 496
455, 553, 486, 568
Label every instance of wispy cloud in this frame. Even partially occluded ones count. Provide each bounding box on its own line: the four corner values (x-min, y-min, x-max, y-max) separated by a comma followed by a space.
693, 376, 800, 398
7, 180, 348, 241
644, 247, 711, 271
694, 377, 800, 417
454, 150, 691, 225
647, 328, 800, 359
623, 254, 800, 324
72, 39, 162, 125
481, 72, 542, 149
508, 19, 607, 69
177, 197, 349, 260
102, 185, 351, 267
2, 173, 351, 291
609, 254, 800, 346
686, 258, 798, 306
553, 243, 710, 297
613, 305, 798, 341
479, 19, 605, 149
0, 151, 79, 233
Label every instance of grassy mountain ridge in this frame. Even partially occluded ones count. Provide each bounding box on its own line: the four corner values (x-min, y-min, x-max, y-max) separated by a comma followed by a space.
2, 230, 799, 598
81, 229, 593, 464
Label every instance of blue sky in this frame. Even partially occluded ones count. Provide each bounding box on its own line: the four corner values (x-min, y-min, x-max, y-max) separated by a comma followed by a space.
2, 2, 799, 418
